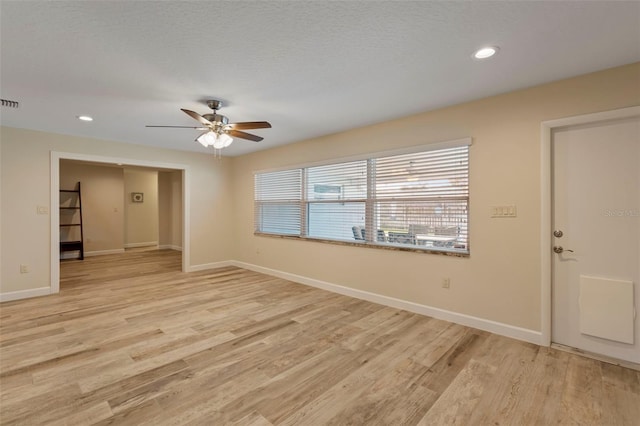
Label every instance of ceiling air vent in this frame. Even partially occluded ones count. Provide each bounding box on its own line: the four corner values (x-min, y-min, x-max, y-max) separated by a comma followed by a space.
1, 99, 20, 108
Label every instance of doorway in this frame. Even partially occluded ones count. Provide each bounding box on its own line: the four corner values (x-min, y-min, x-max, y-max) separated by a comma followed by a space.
545, 109, 639, 364
50, 152, 191, 294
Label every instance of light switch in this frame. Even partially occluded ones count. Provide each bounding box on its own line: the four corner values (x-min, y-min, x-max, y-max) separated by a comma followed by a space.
37, 206, 49, 215
491, 205, 517, 218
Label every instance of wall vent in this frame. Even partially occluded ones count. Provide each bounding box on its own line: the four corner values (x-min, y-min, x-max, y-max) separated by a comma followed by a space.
1, 99, 20, 108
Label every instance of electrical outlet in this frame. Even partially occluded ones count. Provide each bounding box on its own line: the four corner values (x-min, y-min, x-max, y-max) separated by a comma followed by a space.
20, 264, 29, 273
442, 278, 450, 289
37, 205, 49, 215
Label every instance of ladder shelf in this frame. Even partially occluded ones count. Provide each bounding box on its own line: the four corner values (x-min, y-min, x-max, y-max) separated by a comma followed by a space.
60, 182, 84, 260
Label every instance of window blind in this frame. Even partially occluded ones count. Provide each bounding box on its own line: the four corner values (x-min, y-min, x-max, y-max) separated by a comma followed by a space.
254, 169, 302, 235
254, 142, 470, 254
374, 146, 469, 249
306, 160, 367, 241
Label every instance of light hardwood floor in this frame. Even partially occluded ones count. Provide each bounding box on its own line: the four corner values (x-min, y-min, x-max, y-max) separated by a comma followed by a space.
1, 249, 638, 425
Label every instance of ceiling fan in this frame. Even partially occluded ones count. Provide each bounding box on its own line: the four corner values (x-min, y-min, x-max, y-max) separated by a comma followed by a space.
146, 100, 271, 149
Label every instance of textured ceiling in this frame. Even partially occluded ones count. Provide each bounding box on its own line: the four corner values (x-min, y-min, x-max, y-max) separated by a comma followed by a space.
1, 1, 639, 156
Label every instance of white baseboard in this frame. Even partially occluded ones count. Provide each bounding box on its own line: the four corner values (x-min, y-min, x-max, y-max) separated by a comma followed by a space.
124, 241, 158, 249
188, 260, 235, 272
3, 258, 542, 346
1, 286, 51, 302
158, 245, 182, 251
230, 260, 543, 346
85, 248, 126, 257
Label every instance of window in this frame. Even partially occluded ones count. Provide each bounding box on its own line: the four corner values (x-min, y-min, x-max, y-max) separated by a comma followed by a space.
254, 140, 470, 254
254, 169, 302, 235
307, 160, 367, 241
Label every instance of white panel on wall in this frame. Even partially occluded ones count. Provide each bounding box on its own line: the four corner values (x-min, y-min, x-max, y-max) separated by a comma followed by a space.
579, 275, 634, 344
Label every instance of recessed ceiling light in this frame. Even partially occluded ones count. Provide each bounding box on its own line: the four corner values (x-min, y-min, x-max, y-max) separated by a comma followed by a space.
474, 46, 499, 59
77, 115, 93, 122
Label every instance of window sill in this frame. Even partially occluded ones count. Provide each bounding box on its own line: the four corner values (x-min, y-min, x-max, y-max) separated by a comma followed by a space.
253, 232, 470, 258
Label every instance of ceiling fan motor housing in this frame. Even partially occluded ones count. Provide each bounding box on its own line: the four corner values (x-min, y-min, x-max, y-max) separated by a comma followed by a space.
202, 113, 229, 127
203, 100, 228, 130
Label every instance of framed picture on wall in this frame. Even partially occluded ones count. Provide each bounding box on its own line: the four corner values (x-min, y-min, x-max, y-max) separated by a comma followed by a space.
131, 192, 144, 203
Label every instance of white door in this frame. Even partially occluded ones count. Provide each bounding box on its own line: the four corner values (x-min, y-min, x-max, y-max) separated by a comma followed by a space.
552, 115, 639, 364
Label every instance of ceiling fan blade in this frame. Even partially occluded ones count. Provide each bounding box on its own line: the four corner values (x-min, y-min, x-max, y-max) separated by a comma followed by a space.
146, 125, 208, 129
228, 121, 272, 130
229, 129, 263, 142
181, 108, 213, 126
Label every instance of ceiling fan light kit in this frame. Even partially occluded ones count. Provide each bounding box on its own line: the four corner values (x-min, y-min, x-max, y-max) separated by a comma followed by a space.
146, 99, 271, 152
196, 131, 217, 147
196, 131, 233, 149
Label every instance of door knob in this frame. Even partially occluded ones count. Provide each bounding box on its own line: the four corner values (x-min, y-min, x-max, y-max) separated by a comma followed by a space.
553, 230, 563, 238
553, 246, 574, 254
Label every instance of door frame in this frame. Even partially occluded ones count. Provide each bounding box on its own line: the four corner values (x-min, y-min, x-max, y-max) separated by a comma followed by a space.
50, 151, 191, 294
540, 105, 640, 346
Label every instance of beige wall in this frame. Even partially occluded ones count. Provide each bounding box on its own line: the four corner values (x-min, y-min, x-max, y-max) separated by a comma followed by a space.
0, 132, 3, 285
60, 161, 125, 254
158, 171, 182, 250
124, 169, 159, 247
0, 130, 233, 294
231, 63, 640, 332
